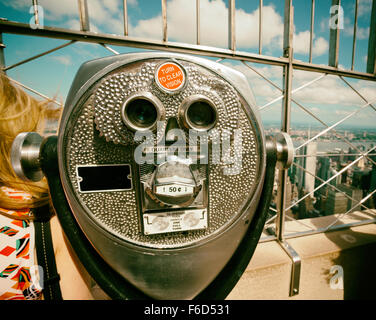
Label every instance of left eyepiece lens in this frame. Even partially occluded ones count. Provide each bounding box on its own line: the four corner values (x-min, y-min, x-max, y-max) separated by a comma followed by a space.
126, 99, 157, 128
122, 93, 163, 131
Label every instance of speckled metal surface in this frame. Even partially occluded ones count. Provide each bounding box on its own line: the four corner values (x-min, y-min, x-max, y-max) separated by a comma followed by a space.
62, 58, 261, 248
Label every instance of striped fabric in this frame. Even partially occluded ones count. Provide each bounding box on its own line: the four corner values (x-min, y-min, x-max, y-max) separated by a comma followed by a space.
0, 187, 42, 300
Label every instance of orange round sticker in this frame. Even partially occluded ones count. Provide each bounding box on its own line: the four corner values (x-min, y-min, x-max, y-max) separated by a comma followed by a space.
155, 62, 186, 92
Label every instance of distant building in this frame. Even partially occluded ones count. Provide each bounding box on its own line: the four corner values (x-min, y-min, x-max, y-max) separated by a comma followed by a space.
292, 141, 317, 195
346, 147, 356, 161
305, 142, 317, 195
288, 140, 318, 218
357, 157, 366, 169
294, 187, 321, 219
324, 183, 363, 215
325, 189, 348, 215
337, 184, 363, 213
329, 166, 342, 188
352, 168, 371, 191
315, 157, 330, 197
338, 162, 348, 184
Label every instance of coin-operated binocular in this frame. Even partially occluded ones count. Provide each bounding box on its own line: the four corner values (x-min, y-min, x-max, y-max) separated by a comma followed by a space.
11, 52, 293, 300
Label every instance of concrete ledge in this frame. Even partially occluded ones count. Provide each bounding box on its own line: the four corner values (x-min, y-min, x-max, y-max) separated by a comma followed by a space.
227, 213, 376, 300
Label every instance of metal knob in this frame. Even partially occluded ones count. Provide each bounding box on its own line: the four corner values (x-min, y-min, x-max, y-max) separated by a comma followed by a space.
275, 132, 294, 170
11, 132, 44, 182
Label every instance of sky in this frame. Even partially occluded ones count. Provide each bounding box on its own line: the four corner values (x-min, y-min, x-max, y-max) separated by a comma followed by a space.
0, 0, 376, 128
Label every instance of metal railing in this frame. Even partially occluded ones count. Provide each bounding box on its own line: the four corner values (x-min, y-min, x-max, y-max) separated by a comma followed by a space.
1, 0, 375, 297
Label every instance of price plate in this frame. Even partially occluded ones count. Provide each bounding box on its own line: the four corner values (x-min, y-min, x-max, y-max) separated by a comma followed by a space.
155, 184, 194, 197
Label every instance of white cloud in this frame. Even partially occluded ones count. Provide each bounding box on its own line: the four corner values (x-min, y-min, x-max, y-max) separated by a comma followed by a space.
221, 62, 376, 117
38, 0, 78, 18
312, 37, 329, 56
224, 61, 281, 81
130, 15, 163, 41
101, 0, 122, 14
83, 0, 123, 34
221, 61, 373, 114
65, 18, 80, 31
130, 0, 284, 50
293, 31, 310, 55
343, 16, 370, 40
319, 18, 328, 33
4, 0, 123, 34
335, 110, 351, 116
1, 0, 29, 10
319, 12, 370, 43
221, 62, 284, 108
51, 55, 72, 66
357, 27, 370, 39
71, 42, 104, 60
129, 0, 329, 59
358, 85, 376, 103
127, 0, 138, 7
2, 0, 329, 58
292, 74, 376, 107
293, 31, 328, 57
358, 0, 373, 17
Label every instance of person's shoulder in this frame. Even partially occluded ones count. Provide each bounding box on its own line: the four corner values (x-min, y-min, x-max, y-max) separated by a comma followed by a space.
50, 215, 95, 300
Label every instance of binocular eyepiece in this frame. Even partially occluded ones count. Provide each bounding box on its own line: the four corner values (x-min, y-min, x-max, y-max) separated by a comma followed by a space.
122, 92, 163, 132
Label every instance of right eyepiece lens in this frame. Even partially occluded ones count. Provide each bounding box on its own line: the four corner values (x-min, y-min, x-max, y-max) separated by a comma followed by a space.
186, 101, 217, 130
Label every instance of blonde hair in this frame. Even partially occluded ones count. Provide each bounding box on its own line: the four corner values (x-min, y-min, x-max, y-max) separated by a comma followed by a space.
0, 71, 62, 213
